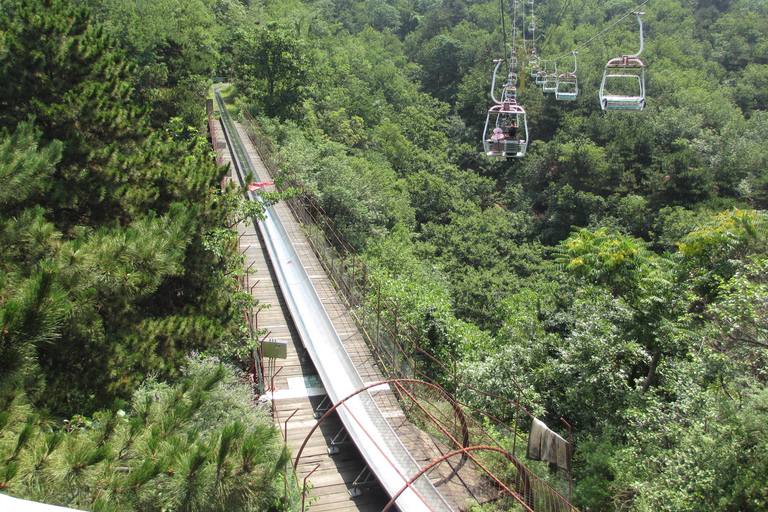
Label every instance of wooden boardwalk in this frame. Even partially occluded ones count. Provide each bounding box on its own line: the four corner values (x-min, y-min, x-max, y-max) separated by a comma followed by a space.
215, 119, 493, 511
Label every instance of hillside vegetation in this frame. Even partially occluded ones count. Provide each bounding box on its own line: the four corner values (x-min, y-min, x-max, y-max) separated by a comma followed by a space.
222, 1, 768, 508
1, 0, 767, 510
0, 0, 289, 509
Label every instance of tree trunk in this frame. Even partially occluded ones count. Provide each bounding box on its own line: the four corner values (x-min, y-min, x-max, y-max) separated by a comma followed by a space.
640, 349, 662, 393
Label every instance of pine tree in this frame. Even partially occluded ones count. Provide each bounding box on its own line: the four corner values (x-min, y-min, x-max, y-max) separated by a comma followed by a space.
0, 357, 290, 511
0, 122, 67, 400
0, 122, 62, 212
0, 0, 238, 412
0, 0, 227, 230
0, 0, 145, 226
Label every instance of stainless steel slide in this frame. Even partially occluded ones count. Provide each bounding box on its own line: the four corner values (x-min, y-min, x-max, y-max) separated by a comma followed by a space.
214, 86, 453, 512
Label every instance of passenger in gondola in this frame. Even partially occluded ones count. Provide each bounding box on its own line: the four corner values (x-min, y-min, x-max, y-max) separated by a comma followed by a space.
508, 122, 517, 139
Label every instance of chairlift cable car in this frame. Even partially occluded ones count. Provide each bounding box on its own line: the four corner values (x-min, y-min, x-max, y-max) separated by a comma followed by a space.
599, 12, 646, 111
555, 51, 578, 100
535, 60, 548, 85
483, 94, 529, 160
531, 0, 650, 109
530, 54, 540, 78
542, 61, 558, 93
482, 11, 530, 161
479, 0, 655, 159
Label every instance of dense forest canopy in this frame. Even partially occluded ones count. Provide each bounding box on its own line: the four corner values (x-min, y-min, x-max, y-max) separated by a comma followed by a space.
229, 0, 768, 510
1, 0, 767, 510
0, 0, 289, 509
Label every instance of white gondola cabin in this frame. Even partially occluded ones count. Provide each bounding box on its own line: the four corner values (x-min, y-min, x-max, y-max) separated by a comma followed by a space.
530, 60, 540, 78
599, 56, 646, 110
556, 52, 578, 101
503, 73, 518, 102
556, 73, 578, 100
598, 12, 647, 111
483, 101, 529, 159
542, 72, 558, 94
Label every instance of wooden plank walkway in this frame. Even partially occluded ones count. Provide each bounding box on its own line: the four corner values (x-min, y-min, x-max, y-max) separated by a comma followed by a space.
215, 118, 494, 511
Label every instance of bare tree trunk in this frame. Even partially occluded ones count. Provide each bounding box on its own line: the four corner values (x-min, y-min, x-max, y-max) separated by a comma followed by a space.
641, 349, 662, 393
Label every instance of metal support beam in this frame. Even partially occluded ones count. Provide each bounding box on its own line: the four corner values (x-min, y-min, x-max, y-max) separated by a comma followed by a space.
349, 466, 379, 497
328, 428, 352, 454
314, 395, 331, 419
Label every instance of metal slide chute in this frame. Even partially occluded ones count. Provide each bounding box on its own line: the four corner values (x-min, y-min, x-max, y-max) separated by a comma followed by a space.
213, 87, 453, 512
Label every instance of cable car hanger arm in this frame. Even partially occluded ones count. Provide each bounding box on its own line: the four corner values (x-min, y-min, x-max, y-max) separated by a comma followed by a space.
490, 59, 506, 105
626, 12, 645, 59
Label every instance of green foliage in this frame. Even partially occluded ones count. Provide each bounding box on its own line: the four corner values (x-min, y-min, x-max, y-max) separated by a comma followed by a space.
457, 286, 558, 422
0, 2, 297, 510
0, 0, 250, 413
0, 122, 62, 210
85, 0, 241, 129
0, 356, 290, 511
606, 377, 768, 512
233, 23, 309, 118
418, 205, 546, 329
705, 256, 768, 381
259, 117, 413, 249
18, 0, 767, 509
678, 208, 768, 300
554, 227, 655, 295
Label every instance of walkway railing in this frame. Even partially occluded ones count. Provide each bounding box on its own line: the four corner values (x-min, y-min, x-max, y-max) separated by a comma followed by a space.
206, 99, 226, 168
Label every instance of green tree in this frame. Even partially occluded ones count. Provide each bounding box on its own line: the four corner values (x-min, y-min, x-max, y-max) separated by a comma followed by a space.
87, 0, 225, 129
234, 23, 309, 118
0, 356, 291, 511
677, 208, 768, 302
705, 255, 768, 381
606, 372, 768, 512
0, 122, 67, 399
0, 0, 207, 228
554, 228, 687, 394
0, 0, 247, 413
418, 205, 545, 330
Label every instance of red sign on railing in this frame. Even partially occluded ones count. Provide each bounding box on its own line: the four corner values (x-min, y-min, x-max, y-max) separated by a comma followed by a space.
248, 182, 274, 191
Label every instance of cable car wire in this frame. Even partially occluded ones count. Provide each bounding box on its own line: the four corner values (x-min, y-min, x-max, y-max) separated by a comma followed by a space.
539, 0, 652, 64
500, 0, 509, 61
537, 0, 575, 54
